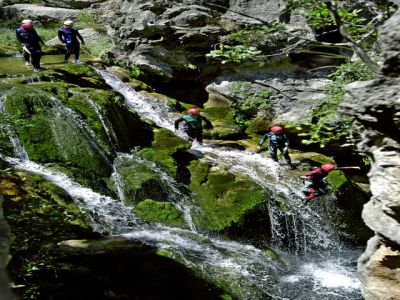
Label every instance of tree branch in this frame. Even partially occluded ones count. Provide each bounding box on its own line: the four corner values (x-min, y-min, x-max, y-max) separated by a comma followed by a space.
324, 0, 379, 73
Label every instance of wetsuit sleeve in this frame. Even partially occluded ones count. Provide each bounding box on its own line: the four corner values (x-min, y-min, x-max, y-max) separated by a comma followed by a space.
76, 31, 85, 44
16, 29, 24, 43
284, 134, 289, 146
258, 132, 270, 146
58, 30, 65, 43
174, 117, 184, 129
202, 116, 213, 129
35, 30, 44, 45
304, 167, 322, 177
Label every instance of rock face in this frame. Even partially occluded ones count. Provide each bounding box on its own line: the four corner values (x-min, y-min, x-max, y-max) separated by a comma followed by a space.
1, 4, 79, 24
341, 11, 400, 300
42, 0, 106, 9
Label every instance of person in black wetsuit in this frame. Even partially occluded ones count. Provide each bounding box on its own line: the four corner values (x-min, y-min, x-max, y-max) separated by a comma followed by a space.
174, 108, 213, 144
58, 20, 85, 64
16, 19, 44, 72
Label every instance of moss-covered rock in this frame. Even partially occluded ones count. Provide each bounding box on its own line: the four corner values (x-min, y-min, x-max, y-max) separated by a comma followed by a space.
4, 85, 112, 177
2, 170, 96, 299
128, 78, 152, 91
203, 106, 245, 140
135, 199, 186, 228
140, 91, 183, 111
48, 64, 106, 88
326, 170, 347, 192
112, 155, 168, 205
188, 160, 268, 231
139, 128, 191, 175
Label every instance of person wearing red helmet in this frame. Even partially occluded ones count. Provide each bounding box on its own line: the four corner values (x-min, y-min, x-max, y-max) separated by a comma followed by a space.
174, 108, 213, 144
301, 163, 336, 203
258, 125, 293, 168
15, 19, 44, 72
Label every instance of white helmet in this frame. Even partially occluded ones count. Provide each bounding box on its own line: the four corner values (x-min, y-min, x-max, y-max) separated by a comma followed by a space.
64, 20, 74, 26
21, 19, 33, 24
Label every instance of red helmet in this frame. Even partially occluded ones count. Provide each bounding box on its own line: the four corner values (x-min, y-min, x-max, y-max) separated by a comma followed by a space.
321, 164, 335, 172
270, 126, 284, 134
188, 108, 200, 116
21, 23, 33, 30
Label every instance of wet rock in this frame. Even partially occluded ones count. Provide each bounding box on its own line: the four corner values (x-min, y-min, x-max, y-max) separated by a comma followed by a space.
139, 128, 191, 175
135, 199, 186, 228
188, 159, 269, 232
341, 10, 400, 300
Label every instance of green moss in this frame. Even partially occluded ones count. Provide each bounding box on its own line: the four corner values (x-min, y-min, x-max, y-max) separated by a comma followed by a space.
2, 170, 95, 299
203, 106, 245, 140
326, 170, 347, 192
51, 65, 105, 88
188, 160, 268, 231
139, 128, 191, 175
113, 156, 167, 205
128, 79, 151, 91
4, 85, 111, 177
135, 199, 186, 227
264, 247, 280, 261
140, 91, 183, 111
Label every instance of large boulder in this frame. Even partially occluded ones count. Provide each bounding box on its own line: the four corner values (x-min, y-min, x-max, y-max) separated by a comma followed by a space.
1, 4, 79, 24
42, 0, 106, 9
341, 10, 400, 300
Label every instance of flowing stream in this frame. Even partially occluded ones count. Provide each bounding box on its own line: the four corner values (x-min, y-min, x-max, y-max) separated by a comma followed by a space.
0, 67, 363, 299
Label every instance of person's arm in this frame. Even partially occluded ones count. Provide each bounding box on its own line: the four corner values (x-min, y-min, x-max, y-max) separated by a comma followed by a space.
174, 117, 184, 129
34, 30, 44, 45
58, 30, 66, 43
76, 30, 85, 44
258, 132, 270, 146
16, 29, 24, 44
304, 167, 322, 177
202, 116, 213, 129
283, 134, 289, 146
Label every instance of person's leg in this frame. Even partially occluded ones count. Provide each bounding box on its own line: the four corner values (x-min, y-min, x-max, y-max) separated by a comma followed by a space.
23, 50, 31, 64
268, 145, 278, 162
31, 51, 41, 69
281, 146, 291, 165
73, 45, 80, 61
184, 128, 195, 142
64, 46, 72, 62
196, 131, 203, 144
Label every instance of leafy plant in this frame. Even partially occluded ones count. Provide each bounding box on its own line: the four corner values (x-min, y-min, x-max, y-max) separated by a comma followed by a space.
229, 82, 272, 124
299, 62, 375, 147
206, 44, 262, 64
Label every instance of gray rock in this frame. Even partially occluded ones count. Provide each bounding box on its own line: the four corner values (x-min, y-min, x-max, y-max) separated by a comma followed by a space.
223, 0, 286, 24
42, 0, 106, 9
341, 10, 400, 300
0, 0, 30, 8
2, 4, 79, 24
206, 70, 331, 122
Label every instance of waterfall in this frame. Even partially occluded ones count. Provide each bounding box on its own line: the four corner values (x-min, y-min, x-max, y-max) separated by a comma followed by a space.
3, 155, 281, 299
95, 68, 363, 299
87, 98, 119, 151
0, 66, 362, 299
0, 91, 29, 160
112, 152, 197, 231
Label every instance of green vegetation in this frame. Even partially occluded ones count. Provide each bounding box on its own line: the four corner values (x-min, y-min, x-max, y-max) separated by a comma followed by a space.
135, 199, 186, 228
112, 155, 168, 204
139, 128, 191, 175
229, 82, 273, 126
76, 11, 104, 33
2, 171, 93, 299
298, 62, 375, 147
206, 44, 262, 64
188, 160, 268, 231
289, 0, 396, 43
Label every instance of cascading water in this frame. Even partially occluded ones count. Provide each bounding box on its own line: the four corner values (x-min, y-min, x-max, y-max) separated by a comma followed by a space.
97, 68, 363, 299
0, 66, 363, 299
